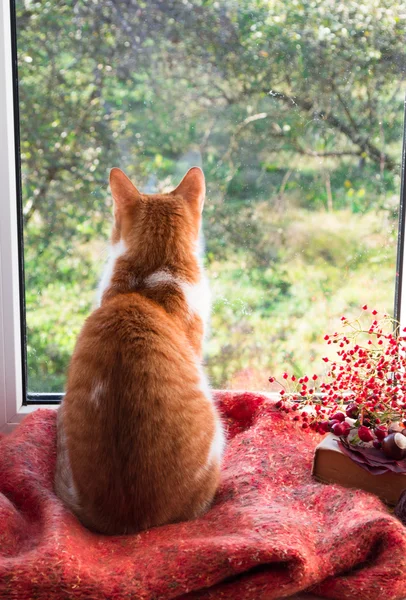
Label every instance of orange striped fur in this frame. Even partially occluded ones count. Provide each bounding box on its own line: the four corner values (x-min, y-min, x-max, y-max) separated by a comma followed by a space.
55, 167, 225, 535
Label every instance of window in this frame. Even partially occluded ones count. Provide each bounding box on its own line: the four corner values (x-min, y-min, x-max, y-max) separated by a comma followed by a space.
1, 0, 406, 430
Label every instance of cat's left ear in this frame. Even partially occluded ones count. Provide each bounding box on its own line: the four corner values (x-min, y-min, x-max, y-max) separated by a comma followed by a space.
110, 168, 141, 210
172, 167, 205, 213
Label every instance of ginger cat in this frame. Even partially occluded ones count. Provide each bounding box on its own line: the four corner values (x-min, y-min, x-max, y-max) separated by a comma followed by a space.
55, 167, 225, 535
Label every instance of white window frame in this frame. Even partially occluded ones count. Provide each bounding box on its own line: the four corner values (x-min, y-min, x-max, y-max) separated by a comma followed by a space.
0, 0, 57, 433
1, 2, 406, 433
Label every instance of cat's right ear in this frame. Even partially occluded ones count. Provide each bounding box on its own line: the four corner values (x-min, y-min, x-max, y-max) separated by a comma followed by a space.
109, 168, 141, 209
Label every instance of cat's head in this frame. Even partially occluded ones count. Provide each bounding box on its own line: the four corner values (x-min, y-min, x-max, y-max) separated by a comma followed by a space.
108, 167, 205, 274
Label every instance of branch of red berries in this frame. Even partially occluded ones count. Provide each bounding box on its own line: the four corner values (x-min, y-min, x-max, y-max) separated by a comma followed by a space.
269, 305, 406, 460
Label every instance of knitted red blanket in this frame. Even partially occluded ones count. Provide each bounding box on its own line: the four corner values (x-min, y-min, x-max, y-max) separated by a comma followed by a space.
1, 391, 406, 600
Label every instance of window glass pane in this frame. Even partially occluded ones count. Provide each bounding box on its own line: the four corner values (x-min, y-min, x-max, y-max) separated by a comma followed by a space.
16, 0, 404, 393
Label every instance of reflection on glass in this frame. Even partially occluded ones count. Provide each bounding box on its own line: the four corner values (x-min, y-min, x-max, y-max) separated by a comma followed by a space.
17, 0, 403, 392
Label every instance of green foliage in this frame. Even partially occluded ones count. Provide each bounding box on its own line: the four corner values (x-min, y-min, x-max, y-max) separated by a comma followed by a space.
206, 208, 396, 388
16, 0, 404, 391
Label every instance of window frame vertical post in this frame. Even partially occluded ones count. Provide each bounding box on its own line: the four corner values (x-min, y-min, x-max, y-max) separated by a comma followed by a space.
395, 98, 406, 332
0, 0, 28, 432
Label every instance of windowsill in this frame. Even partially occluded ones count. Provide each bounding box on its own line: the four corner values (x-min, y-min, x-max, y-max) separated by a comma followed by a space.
1, 390, 281, 434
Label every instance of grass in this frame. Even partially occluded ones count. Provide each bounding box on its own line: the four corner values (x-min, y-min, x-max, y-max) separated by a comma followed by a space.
26, 206, 398, 393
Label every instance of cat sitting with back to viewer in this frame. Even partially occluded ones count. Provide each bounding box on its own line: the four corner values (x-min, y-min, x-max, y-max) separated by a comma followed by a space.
55, 166, 225, 535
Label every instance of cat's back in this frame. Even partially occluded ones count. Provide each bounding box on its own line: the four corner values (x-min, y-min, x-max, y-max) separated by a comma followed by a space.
63, 289, 205, 452
74, 289, 185, 359
58, 291, 218, 534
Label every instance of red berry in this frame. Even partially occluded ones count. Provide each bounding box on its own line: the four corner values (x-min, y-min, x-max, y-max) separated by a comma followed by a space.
332, 422, 351, 437
345, 403, 358, 418
375, 426, 388, 441
268, 377, 275, 383
358, 426, 374, 442
318, 420, 330, 433
331, 411, 345, 422
362, 304, 368, 310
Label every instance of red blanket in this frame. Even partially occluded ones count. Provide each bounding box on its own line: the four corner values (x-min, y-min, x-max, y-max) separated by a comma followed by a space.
1, 391, 406, 600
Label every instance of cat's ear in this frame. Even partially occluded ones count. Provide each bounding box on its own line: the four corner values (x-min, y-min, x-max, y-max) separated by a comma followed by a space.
173, 167, 205, 213
109, 168, 141, 209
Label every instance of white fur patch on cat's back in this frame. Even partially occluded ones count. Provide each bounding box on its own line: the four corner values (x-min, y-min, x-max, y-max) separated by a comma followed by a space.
144, 270, 177, 288
208, 415, 226, 464
180, 274, 211, 331
96, 239, 127, 305
143, 269, 212, 332
90, 380, 105, 406
196, 362, 225, 465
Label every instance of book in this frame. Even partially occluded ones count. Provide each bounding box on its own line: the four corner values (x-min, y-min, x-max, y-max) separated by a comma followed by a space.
312, 433, 406, 505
